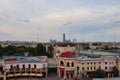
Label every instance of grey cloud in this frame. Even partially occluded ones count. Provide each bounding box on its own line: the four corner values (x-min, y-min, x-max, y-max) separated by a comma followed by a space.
16, 18, 31, 23
63, 21, 72, 26
114, 21, 120, 24
0, 13, 10, 20
0, 32, 12, 36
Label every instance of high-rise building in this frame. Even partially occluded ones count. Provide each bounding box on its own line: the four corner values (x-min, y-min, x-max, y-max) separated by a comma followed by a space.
63, 33, 66, 43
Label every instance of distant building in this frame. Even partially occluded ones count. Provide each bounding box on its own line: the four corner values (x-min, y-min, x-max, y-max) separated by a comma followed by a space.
54, 43, 75, 58
73, 39, 77, 43
50, 39, 57, 43
63, 33, 66, 43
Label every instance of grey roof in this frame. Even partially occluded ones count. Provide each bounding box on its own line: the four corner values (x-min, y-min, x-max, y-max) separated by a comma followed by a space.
79, 50, 119, 56
21, 57, 41, 62
76, 57, 102, 61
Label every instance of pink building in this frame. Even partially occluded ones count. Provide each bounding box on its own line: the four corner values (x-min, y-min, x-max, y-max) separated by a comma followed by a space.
57, 51, 75, 79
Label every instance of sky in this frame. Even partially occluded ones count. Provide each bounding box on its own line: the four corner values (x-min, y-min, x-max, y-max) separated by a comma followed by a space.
0, 0, 120, 42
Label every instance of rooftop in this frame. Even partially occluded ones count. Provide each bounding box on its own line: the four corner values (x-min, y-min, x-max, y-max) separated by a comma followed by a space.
61, 51, 75, 57
79, 50, 119, 56
76, 57, 102, 61
3, 56, 47, 63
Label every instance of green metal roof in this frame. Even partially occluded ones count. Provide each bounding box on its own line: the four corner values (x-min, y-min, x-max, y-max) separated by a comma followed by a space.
80, 50, 119, 56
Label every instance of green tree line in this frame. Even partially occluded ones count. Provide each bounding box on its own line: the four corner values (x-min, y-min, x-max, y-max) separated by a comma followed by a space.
0, 43, 54, 58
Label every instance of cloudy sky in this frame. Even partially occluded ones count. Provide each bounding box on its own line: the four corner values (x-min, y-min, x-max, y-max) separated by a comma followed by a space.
0, 0, 120, 42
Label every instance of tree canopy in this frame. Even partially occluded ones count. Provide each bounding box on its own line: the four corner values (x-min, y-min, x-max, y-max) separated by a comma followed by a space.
112, 66, 119, 77
94, 68, 106, 78
0, 43, 54, 58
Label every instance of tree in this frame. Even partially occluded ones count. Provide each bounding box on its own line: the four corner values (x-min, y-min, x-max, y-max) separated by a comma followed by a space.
17, 46, 27, 56
3, 45, 17, 55
28, 47, 36, 56
36, 43, 46, 56
0, 44, 3, 57
47, 44, 54, 58
94, 68, 106, 78
112, 66, 119, 77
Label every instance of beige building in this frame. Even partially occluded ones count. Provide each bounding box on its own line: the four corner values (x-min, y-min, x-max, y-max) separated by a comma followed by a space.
54, 43, 75, 58
75, 57, 102, 78
116, 58, 120, 76
57, 51, 119, 79
75, 56, 117, 78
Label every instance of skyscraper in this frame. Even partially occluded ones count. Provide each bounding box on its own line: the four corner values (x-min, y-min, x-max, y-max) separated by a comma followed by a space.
63, 33, 65, 43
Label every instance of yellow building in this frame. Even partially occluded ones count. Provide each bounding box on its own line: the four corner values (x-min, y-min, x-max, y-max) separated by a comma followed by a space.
57, 51, 118, 79
116, 58, 120, 76
75, 45, 83, 50
75, 57, 103, 78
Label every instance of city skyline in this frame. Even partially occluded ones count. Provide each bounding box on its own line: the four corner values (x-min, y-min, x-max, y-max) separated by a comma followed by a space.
0, 0, 120, 42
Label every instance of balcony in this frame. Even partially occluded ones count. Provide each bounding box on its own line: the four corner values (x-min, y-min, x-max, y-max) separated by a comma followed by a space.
66, 67, 74, 71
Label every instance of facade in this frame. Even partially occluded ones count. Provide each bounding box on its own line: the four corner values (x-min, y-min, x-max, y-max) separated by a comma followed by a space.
63, 33, 66, 43
75, 57, 103, 78
57, 51, 119, 79
57, 51, 75, 79
116, 58, 120, 76
75, 56, 116, 78
54, 43, 75, 58
0, 56, 47, 80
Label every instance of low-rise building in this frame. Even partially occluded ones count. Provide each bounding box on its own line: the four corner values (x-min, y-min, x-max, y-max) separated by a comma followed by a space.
54, 43, 75, 58
57, 51, 75, 79
0, 56, 48, 80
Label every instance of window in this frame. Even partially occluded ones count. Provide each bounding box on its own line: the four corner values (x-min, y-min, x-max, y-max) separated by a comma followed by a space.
71, 62, 74, 67
82, 63, 84, 65
99, 62, 101, 64
105, 67, 107, 70
60, 61, 64, 66
77, 66, 79, 71
105, 62, 107, 64
23, 64, 25, 69
77, 66, 79, 76
16, 65, 19, 69
91, 67, 92, 70
87, 67, 89, 70
34, 64, 36, 69
87, 63, 89, 65
82, 67, 84, 71
10, 65, 13, 69
94, 62, 96, 65
94, 67, 96, 70
99, 66, 101, 69
67, 62, 70, 67
28, 64, 31, 69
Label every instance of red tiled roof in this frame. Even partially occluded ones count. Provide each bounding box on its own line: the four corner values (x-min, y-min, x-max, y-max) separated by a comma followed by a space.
61, 51, 75, 57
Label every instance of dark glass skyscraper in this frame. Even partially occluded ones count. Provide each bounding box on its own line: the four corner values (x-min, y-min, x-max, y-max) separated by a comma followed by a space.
63, 33, 65, 43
